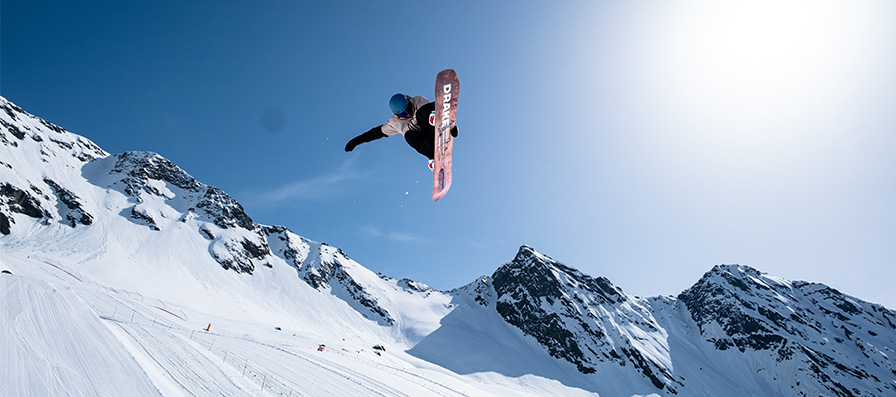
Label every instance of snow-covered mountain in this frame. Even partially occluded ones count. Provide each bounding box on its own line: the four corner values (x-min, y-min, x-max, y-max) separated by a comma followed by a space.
2, 96, 894, 396
439, 247, 896, 396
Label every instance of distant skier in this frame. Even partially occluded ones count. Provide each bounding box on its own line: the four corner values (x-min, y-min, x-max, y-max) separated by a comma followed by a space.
344, 94, 458, 170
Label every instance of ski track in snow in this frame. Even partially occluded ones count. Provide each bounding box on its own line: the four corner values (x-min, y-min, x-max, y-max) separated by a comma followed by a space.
107, 321, 250, 397
326, 348, 469, 397
214, 331, 469, 397
1, 254, 491, 396
96, 291, 473, 396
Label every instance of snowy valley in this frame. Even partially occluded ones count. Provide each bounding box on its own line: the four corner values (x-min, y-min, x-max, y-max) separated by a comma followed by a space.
2, 96, 895, 396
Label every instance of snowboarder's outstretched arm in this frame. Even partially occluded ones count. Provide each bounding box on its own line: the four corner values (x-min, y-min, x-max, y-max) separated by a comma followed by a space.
345, 126, 387, 152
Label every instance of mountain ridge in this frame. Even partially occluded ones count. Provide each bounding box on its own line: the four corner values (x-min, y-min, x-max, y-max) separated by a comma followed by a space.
2, 95, 895, 396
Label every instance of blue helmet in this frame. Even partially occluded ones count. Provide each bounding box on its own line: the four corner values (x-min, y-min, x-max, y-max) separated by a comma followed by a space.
389, 93, 410, 115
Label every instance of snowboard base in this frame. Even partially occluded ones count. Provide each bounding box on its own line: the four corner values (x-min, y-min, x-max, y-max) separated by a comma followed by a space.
433, 69, 459, 202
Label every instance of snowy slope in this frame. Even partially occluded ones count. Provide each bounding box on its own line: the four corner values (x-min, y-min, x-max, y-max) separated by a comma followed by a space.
2, 95, 895, 396
0, 272, 158, 396
412, 246, 896, 396
0, 95, 449, 345
1, 96, 589, 396
677, 264, 896, 396
2, 254, 550, 397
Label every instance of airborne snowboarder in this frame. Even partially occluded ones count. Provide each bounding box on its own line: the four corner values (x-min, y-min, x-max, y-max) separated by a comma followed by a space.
344, 93, 458, 170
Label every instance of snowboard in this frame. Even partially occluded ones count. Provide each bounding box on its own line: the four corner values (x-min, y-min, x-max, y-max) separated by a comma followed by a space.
433, 69, 459, 201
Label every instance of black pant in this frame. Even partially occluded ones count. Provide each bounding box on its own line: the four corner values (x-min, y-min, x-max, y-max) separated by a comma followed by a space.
404, 127, 435, 160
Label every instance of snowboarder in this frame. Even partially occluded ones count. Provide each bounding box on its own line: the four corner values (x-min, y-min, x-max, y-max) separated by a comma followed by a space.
344, 93, 458, 170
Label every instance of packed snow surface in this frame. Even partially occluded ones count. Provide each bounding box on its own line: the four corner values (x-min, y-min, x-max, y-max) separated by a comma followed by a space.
1, 254, 593, 397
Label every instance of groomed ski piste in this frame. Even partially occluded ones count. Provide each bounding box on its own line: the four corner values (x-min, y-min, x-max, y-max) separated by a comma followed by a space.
1, 252, 598, 397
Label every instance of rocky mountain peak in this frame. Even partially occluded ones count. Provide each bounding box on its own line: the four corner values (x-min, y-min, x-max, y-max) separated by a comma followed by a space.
101, 150, 255, 231
495, 245, 625, 306
680, 264, 896, 395
1, 97, 107, 162
109, 151, 202, 195
1, 97, 107, 235
488, 245, 677, 390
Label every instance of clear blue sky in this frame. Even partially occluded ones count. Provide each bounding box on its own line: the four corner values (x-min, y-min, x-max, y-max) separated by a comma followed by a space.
3, 1, 895, 308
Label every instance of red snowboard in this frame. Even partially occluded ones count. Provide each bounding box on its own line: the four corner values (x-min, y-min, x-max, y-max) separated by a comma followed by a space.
433, 69, 459, 201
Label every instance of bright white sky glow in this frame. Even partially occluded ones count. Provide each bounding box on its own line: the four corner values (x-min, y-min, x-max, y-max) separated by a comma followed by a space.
655, 1, 878, 140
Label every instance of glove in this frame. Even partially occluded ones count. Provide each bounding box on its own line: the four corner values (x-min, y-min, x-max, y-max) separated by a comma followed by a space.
345, 127, 387, 152
451, 126, 458, 138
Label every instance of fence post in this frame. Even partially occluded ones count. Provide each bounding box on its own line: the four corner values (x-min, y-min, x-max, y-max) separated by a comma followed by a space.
242, 359, 248, 377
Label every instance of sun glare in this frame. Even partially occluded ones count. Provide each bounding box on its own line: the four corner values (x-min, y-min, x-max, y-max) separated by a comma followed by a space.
655, 1, 874, 135
710, 3, 821, 93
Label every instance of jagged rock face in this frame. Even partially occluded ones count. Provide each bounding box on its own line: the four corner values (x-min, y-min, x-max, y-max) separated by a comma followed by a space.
196, 187, 254, 230
1, 98, 106, 235
207, 233, 271, 274
492, 246, 611, 374
95, 151, 268, 273
263, 225, 309, 267
397, 278, 436, 296
0, 183, 50, 233
308, 260, 395, 325
0, 179, 88, 234
106, 151, 255, 231
490, 246, 678, 391
483, 250, 896, 395
0, 212, 10, 235
0, 98, 106, 162
680, 264, 896, 396
109, 151, 203, 196
43, 178, 93, 227
305, 250, 394, 325
263, 225, 394, 325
